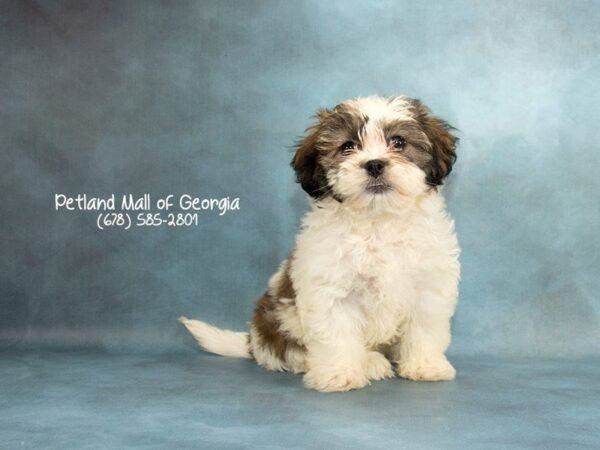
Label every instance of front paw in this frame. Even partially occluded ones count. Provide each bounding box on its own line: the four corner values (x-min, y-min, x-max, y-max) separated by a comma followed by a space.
366, 351, 394, 381
303, 365, 370, 392
397, 356, 456, 381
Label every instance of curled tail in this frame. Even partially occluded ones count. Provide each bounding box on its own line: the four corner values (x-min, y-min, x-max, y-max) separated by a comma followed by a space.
179, 316, 251, 359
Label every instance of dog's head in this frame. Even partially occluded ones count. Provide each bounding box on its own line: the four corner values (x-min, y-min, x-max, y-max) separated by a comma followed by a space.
291, 96, 457, 208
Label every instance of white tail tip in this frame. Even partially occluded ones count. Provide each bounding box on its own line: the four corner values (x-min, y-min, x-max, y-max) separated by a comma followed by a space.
179, 316, 251, 359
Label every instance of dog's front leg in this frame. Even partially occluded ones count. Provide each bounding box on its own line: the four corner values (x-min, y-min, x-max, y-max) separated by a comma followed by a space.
392, 289, 457, 381
299, 298, 372, 392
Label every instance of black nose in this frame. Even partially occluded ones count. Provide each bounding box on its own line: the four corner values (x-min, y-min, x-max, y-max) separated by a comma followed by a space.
364, 159, 386, 177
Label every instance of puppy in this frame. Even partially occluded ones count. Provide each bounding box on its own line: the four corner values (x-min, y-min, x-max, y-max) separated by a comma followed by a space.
180, 96, 460, 392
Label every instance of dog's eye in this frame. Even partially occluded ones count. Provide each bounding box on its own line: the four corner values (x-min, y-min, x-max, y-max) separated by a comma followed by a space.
340, 141, 356, 155
390, 136, 406, 150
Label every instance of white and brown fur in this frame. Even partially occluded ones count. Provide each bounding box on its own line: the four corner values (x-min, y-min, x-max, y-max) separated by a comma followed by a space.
180, 96, 460, 392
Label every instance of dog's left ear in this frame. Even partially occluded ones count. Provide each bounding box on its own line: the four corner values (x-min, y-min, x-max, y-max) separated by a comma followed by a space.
410, 99, 458, 187
291, 110, 331, 199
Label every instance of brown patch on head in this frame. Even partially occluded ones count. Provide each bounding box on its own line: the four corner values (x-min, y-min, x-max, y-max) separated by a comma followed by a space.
382, 120, 434, 169
291, 105, 369, 199
408, 99, 458, 187
319, 103, 369, 148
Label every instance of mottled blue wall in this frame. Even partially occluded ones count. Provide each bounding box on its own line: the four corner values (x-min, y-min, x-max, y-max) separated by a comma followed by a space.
1, 0, 598, 356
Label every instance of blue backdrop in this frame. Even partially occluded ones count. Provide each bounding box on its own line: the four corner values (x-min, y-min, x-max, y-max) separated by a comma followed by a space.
2, 0, 599, 358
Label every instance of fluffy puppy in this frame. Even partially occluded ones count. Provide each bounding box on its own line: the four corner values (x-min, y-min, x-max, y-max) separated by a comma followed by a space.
180, 96, 460, 392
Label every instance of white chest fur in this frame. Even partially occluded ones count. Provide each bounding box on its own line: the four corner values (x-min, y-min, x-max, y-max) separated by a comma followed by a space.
290, 192, 460, 348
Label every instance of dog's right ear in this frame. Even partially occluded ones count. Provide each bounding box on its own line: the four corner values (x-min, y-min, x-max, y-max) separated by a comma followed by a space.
291, 110, 331, 199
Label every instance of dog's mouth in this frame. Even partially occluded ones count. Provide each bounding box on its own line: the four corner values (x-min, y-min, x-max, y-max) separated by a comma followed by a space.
365, 179, 391, 194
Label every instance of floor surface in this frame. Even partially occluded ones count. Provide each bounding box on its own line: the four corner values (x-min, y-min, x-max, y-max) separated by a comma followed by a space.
1, 351, 599, 449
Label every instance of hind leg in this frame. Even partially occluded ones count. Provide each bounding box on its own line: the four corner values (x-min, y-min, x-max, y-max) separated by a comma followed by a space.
250, 275, 308, 374
249, 324, 307, 373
